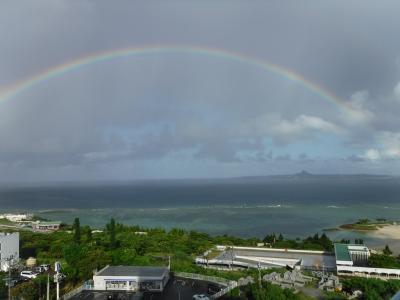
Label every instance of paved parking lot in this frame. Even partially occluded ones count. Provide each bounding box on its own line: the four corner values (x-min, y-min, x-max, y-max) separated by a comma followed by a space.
143, 276, 222, 300
69, 276, 223, 300
69, 290, 142, 300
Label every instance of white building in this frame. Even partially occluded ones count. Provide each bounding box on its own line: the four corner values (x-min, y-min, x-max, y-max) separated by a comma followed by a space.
0, 213, 32, 222
0, 232, 19, 271
93, 265, 170, 292
32, 221, 61, 232
334, 243, 400, 279
334, 244, 370, 267
196, 245, 337, 271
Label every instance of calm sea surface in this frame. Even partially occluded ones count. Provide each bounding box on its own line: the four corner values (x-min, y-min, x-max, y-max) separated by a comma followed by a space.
1, 176, 399, 247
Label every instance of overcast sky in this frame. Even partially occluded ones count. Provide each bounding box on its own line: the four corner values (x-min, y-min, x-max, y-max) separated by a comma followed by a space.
1, 0, 400, 182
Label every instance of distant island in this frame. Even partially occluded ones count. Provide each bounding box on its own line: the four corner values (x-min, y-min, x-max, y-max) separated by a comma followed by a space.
238, 170, 396, 180
339, 218, 393, 231
0, 170, 397, 188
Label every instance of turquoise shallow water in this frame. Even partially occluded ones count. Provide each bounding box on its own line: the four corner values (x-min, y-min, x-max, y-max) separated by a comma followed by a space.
31, 204, 400, 250
1, 176, 399, 249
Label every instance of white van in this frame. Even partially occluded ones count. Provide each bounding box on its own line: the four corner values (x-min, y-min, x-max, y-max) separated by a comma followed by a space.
20, 270, 38, 279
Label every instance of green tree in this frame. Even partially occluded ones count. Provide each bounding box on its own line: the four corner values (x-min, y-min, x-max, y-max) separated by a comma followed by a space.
63, 243, 84, 281
82, 225, 92, 243
368, 253, 400, 268
263, 233, 276, 243
11, 281, 38, 300
383, 244, 393, 256
108, 218, 116, 249
357, 218, 370, 224
0, 272, 7, 299
73, 217, 81, 244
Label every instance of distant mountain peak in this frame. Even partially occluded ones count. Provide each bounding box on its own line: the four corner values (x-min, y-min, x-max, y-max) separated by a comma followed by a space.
295, 170, 313, 176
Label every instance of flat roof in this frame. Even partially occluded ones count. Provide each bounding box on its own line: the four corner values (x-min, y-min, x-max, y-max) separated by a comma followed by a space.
96, 266, 168, 278
218, 249, 337, 269
347, 245, 369, 252
36, 221, 61, 225
334, 244, 352, 262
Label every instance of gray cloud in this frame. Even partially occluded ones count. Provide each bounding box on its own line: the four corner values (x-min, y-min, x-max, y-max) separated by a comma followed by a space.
1, 0, 400, 181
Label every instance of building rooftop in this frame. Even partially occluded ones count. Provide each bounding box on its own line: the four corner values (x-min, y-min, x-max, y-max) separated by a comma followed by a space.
96, 265, 168, 278
36, 221, 61, 225
334, 244, 352, 262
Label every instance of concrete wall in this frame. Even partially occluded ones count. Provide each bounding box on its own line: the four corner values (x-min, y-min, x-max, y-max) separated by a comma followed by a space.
219, 245, 330, 255
93, 275, 139, 290
337, 265, 400, 278
0, 232, 19, 271
93, 274, 167, 291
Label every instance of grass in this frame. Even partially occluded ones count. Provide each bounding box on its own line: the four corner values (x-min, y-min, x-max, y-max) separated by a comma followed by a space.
339, 223, 379, 231
0, 218, 15, 225
339, 218, 394, 231
205, 249, 222, 259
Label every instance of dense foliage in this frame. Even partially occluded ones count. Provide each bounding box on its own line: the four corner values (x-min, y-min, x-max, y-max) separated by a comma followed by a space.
19, 219, 336, 286
263, 233, 333, 251
14, 217, 400, 300
368, 252, 400, 269
342, 277, 400, 300
0, 272, 7, 298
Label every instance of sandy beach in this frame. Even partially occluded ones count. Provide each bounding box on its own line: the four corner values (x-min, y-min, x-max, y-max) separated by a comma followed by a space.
368, 224, 400, 253
372, 224, 400, 239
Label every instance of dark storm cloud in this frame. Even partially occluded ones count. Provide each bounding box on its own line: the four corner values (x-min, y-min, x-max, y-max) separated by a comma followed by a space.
1, 0, 400, 181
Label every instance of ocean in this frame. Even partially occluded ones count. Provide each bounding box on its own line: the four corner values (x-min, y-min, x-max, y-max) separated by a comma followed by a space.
1, 175, 400, 248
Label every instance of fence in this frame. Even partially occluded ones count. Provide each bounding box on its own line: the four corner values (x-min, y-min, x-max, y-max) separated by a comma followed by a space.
174, 272, 238, 299
61, 284, 84, 300
210, 282, 238, 299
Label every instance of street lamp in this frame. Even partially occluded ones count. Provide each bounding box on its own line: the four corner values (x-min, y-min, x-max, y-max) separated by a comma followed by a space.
174, 279, 185, 300
2, 255, 15, 300
54, 261, 62, 300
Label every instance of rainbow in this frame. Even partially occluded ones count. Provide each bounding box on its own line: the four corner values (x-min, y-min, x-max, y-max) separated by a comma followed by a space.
0, 45, 350, 109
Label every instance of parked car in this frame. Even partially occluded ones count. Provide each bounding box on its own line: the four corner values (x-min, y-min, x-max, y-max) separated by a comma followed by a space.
193, 294, 210, 300
20, 270, 38, 279
40, 264, 51, 271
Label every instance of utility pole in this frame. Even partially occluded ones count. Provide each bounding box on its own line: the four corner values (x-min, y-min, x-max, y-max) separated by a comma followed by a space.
174, 279, 185, 300
6, 255, 14, 300
257, 261, 262, 288
8, 260, 11, 300
47, 273, 50, 300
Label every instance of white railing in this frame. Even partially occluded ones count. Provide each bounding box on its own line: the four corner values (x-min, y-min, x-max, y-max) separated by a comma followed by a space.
210, 282, 238, 299
337, 265, 400, 278
174, 271, 233, 286
217, 245, 332, 255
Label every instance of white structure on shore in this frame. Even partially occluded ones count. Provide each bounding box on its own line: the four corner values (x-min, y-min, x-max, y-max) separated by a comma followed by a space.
0, 232, 19, 271
32, 221, 61, 232
197, 243, 400, 280
335, 243, 400, 279
0, 213, 32, 222
196, 245, 337, 271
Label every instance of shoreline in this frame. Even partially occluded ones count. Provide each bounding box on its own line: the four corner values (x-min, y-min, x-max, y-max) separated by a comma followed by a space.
370, 224, 400, 240
335, 223, 400, 254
